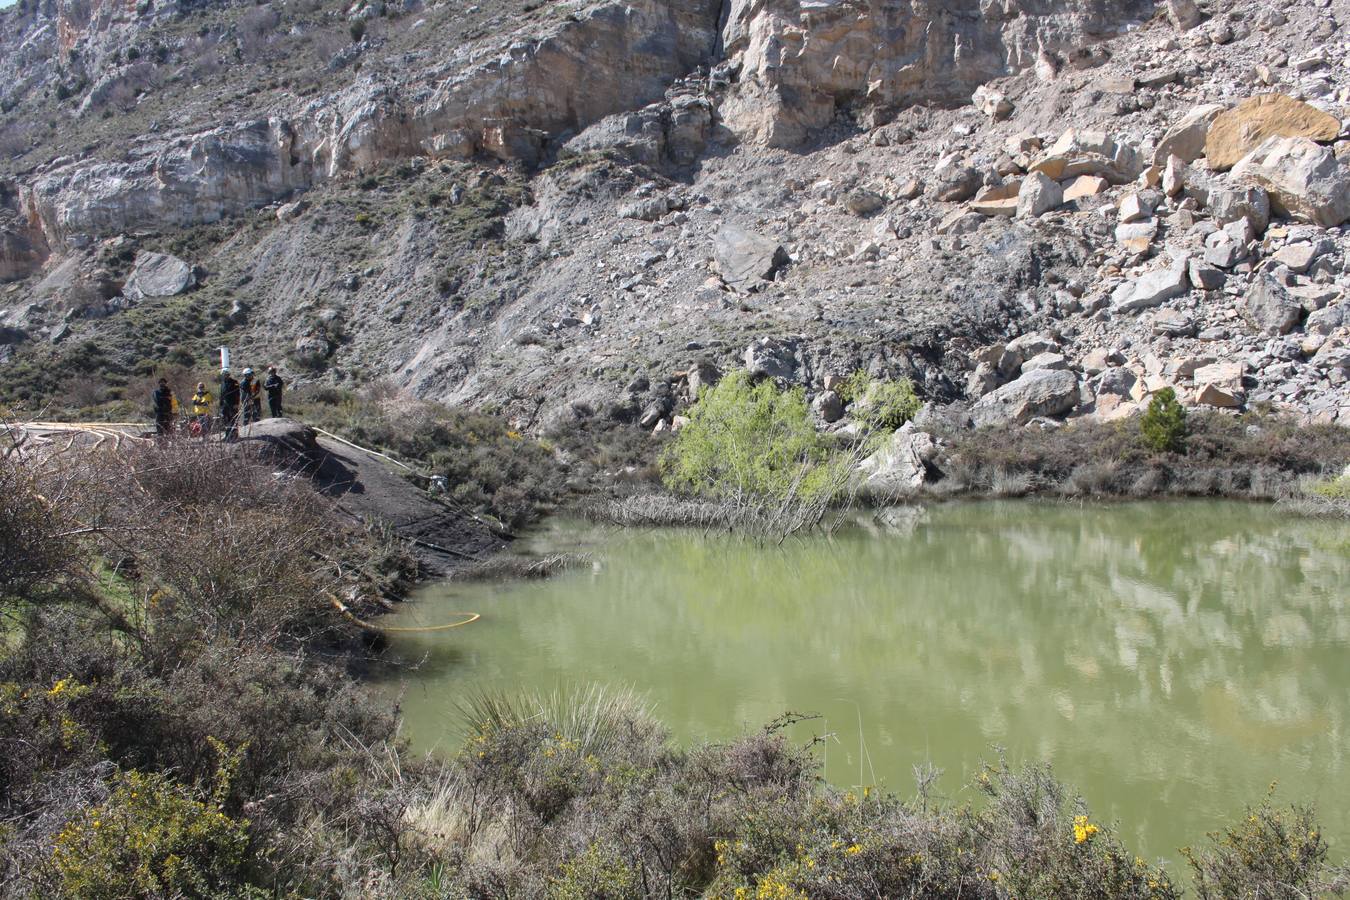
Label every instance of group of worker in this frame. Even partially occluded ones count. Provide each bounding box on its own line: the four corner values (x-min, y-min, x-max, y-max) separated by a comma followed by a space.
152, 366, 285, 439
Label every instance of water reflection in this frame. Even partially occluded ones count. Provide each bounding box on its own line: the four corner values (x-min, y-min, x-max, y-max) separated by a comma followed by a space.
374, 501, 1350, 862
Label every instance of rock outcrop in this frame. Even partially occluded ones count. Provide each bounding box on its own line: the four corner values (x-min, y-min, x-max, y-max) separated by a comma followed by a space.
718, 0, 1155, 147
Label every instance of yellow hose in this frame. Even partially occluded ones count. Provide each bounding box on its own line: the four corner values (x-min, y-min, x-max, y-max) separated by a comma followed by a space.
326, 592, 479, 634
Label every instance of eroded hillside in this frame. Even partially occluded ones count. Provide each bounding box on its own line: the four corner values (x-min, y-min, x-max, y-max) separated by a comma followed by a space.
1, 0, 1348, 434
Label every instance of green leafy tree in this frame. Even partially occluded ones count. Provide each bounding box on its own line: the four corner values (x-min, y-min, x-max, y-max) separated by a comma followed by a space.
1141, 388, 1187, 453
662, 371, 841, 503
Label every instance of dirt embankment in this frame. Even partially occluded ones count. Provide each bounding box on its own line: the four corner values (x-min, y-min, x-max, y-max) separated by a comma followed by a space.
234, 418, 507, 575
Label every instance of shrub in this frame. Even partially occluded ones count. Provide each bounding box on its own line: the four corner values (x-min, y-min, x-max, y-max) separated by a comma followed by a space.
49, 764, 258, 899
662, 370, 841, 503
1311, 476, 1350, 500
1140, 388, 1187, 454
839, 371, 921, 432
349, 19, 366, 42
1183, 796, 1350, 900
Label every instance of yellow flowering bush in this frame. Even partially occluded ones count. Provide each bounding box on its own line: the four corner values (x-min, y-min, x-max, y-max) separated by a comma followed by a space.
1183, 795, 1348, 899
49, 769, 255, 900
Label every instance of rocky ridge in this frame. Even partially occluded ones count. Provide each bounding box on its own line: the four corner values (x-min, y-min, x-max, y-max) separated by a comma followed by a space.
1, 0, 1349, 447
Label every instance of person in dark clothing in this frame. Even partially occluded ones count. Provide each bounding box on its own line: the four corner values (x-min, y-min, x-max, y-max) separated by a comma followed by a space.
219, 369, 241, 440
263, 366, 284, 419
240, 369, 261, 425
151, 378, 177, 436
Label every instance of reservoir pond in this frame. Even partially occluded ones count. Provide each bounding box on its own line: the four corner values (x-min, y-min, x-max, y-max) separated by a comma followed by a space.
373, 500, 1350, 863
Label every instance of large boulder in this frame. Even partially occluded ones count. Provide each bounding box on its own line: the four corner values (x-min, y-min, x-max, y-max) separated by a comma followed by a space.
1244, 276, 1304, 336
122, 251, 196, 300
1017, 172, 1063, 218
971, 368, 1080, 427
1231, 136, 1350, 228
1112, 253, 1191, 312
855, 428, 938, 495
1153, 103, 1226, 165
1030, 130, 1143, 185
743, 336, 801, 380
1205, 94, 1341, 171
714, 226, 789, 292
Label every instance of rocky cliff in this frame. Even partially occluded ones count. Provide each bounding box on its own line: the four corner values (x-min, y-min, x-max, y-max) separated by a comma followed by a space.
1, 0, 1348, 433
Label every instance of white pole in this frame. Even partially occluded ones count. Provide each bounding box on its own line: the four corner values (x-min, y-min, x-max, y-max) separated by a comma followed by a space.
219, 347, 231, 371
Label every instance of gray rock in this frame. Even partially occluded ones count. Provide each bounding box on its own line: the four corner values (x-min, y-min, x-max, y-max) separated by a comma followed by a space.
744, 337, 800, 380
1022, 351, 1069, 372
687, 360, 721, 401
1017, 171, 1064, 218
1153, 104, 1226, 165
1152, 308, 1196, 337
1113, 254, 1191, 312
1272, 240, 1330, 274
843, 190, 885, 217
813, 389, 844, 423
1188, 259, 1226, 290
619, 196, 670, 221
1306, 304, 1345, 336
123, 251, 195, 300
971, 368, 1080, 427
1245, 276, 1305, 336
714, 227, 790, 292
1167, 0, 1202, 30
932, 165, 982, 203
1231, 137, 1350, 228
856, 428, 938, 495
1096, 367, 1138, 397
1208, 186, 1270, 234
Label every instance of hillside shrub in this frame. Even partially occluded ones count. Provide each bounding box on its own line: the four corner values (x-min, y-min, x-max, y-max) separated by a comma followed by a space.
50, 763, 258, 900
839, 371, 921, 431
1140, 388, 1187, 454
1183, 796, 1349, 900
662, 370, 841, 503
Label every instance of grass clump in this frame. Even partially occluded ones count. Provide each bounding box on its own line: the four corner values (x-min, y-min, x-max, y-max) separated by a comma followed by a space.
1141, 388, 1188, 454
662, 370, 841, 504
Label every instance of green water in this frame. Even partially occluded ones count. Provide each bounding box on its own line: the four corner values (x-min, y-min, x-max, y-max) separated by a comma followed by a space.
374, 500, 1350, 863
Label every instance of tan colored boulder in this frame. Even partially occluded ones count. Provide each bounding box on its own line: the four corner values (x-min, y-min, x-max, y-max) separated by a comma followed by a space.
1031, 129, 1143, 185
1192, 361, 1246, 408
1204, 94, 1341, 171
970, 181, 1021, 217
1062, 175, 1109, 201
1231, 136, 1350, 228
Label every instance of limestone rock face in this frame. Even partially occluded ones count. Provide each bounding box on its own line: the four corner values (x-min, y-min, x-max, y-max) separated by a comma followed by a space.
404, 0, 722, 164
18, 0, 725, 248
0, 213, 48, 283
717, 0, 1155, 147
23, 119, 312, 250
971, 368, 1080, 427
1205, 94, 1341, 171
1231, 137, 1350, 228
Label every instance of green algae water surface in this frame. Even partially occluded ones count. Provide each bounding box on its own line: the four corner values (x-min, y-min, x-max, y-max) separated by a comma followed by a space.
373, 500, 1350, 863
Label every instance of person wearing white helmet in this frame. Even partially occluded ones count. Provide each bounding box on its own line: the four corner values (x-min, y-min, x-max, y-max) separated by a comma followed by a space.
240, 368, 262, 425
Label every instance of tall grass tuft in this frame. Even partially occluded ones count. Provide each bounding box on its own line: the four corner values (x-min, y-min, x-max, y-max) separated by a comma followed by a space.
454, 683, 663, 759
